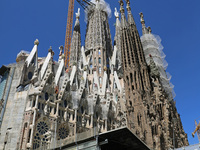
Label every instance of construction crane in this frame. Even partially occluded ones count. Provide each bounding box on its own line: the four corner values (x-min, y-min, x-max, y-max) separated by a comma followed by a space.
64, 0, 75, 68
64, 0, 95, 68
77, 0, 95, 10
192, 120, 200, 142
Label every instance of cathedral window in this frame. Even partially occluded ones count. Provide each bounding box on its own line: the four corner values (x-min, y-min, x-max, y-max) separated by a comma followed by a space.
45, 92, 49, 101
27, 129, 31, 143
42, 104, 44, 110
33, 139, 40, 149
50, 107, 52, 113
58, 125, 68, 139
28, 72, 33, 80
129, 101, 132, 107
114, 83, 117, 89
38, 102, 40, 110
99, 57, 101, 64
37, 122, 49, 135
33, 100, 35, 107
64, 100, 67, 107
126, 76, 129, 85
98, 49, 101, 55
151, 126, 154, 135
153, 142, 156, 149
130, 73, 133, 83
54, 107, 56, 115
99, 67, 101, 74
155, 125, 158, 135
89, 119, 91, 126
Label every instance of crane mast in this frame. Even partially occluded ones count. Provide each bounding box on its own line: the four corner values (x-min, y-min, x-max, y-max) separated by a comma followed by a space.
64, 0, 95, 68
64, 0, 75, 68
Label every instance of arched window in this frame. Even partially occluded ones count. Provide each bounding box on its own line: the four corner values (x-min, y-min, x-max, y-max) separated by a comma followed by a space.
38, 103, 40, 110
99, 57, 101, 64
98, 49, 101, 55
45, 92, 49, 100
90, 57, 92, 68
99, 67, 102, 74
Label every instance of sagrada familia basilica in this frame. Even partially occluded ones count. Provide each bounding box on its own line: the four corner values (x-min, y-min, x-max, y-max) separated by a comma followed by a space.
0, 0, 189, 149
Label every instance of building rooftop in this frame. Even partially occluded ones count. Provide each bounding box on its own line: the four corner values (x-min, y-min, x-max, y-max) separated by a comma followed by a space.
55, 127, 150, 150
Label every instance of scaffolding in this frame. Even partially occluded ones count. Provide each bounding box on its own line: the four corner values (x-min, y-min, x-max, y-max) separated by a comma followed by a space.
141, 33, 175, 100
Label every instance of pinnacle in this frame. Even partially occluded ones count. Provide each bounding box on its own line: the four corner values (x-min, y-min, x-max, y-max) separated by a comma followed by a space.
34, 39, 39, 45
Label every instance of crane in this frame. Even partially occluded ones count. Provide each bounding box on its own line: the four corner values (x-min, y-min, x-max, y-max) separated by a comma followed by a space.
64, 0, 75, 68
64, 0, 95, 68
192, 120, 200, 143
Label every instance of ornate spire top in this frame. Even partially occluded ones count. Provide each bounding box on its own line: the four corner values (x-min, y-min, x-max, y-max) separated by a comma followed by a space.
114, 7, 121, 27
76, 8, 80, 20
140, 12, 149, 35
119, 0, 128, 28
139, 12, 145, 25
48, 46, 54, 56
124, 0, 135, 26
114, 8, 119, 18
119, 0, 125, 14
48, 46, 52, 52
59, 45, 63, 56
147, 26, 152, 34
58, 45, 64, 62
34, 39, 39, 45
96, 0, 100, 9
125, 0, 131, 12
74, 8, 81, 32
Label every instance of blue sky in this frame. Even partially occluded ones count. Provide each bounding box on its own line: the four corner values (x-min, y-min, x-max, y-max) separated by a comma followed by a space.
0, 0, 200, 145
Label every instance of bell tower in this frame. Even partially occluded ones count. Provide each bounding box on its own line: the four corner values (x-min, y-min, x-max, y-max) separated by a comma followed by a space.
119, 0, 153, 146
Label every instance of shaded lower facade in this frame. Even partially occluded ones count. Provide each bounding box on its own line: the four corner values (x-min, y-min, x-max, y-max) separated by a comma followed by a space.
54, 127, 151, 150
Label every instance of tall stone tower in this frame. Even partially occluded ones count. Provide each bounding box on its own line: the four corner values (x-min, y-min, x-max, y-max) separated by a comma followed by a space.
0, 0, 188, 150
119, 0, 188, 149
119, 0, 153, 147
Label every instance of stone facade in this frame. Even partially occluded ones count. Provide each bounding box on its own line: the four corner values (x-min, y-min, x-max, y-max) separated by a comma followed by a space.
0, 0, 188, 150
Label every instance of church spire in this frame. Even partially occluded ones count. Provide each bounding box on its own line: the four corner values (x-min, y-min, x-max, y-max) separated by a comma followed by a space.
125, 0, 151, 91
85, 0, 112, 76
139, 12, 149, 35
125, 0, 136, 26
119, 0, 128, 28
69, 8, 81, 68
119, 0, 143, 91
114, 8, 122, 70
